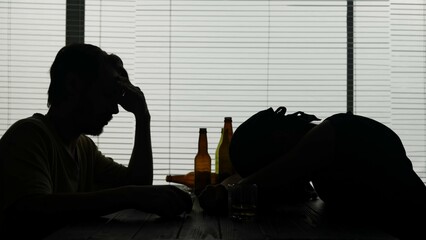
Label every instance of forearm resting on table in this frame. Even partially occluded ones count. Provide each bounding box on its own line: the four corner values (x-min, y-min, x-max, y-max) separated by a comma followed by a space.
240, 153, 312, 187
220, 173, 242, 188
7, 186, 138, 222
241, 121, 335, 186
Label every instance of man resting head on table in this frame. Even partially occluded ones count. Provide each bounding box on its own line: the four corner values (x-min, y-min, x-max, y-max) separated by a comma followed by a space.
201, 107, 426, 240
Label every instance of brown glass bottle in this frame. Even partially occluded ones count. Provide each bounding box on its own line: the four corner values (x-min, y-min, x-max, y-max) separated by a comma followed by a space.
217, 117, 234, 182
166, 171, 218, 189
224, 117, 233, 141
194, 128, 211, 195
166, 172, 195, 188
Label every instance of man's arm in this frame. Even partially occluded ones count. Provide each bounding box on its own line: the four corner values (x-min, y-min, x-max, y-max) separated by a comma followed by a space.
117, 78, 154, 185
198, 122, 336, 214
241, 120, 336, 186
128, 107, 153, 185
6, 185, 192, 223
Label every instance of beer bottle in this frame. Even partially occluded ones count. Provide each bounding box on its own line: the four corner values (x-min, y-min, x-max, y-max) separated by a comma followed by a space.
215, 128, 224, 174
194, 128, 211, 195
166, 172, 218, 189
217, 117, 234, 182
166, 172, 195, 188
224, 117, 233, 141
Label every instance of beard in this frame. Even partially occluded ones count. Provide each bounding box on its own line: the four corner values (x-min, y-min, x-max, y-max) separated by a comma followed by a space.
73, 93, 115, 136
74, 103, 113, 136
83, 123, 105, 136
83, 114, 113, 136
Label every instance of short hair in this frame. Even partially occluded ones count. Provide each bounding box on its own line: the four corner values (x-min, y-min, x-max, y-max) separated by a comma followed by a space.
229, 107, 319, 178
48, 43, 109, 107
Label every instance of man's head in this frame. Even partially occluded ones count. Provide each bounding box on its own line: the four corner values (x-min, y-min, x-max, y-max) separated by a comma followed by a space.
229, 107, 319, 178
48, 44, 127, 136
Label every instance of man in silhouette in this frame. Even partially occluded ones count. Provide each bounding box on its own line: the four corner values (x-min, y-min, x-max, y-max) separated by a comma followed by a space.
0, 44, 192, 239
230, 107, 426, 240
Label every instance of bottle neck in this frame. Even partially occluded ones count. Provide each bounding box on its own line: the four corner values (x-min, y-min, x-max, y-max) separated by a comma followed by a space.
224, 118, 233, 140
222, 128, 229, 144
198, 130, 208, 153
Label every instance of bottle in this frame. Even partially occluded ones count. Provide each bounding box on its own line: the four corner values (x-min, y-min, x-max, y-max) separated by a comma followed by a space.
194, 128, 212, 195
165, 172, 218, 189
224, 117, 233, 142
217, 117, 234, 182
215, 128, 224, 174
166, 172, 195, 188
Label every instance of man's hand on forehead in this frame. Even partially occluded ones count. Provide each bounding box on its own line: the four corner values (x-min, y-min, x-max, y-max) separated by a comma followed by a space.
116, 67, 129, 82
112, 67, 131, 98
116, 78, 149, 118
108, 54, 149, 117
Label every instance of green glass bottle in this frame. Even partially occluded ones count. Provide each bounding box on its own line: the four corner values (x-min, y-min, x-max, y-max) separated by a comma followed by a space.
215, 128, 224, 174
217, 117, 234, 182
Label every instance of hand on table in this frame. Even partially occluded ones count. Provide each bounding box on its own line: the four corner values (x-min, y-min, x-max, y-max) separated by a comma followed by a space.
198, 184, 228, 215
130, 185, 193, 218
198, 174, 242, 215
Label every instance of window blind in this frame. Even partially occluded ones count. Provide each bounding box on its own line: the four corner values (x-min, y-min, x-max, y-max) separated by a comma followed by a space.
136, 0, 348, 183
1, 0, 425, 185
0, 1, 65, 134
353, 0, 426, 181
390, 0, 426, 180
353, 0, 391, 122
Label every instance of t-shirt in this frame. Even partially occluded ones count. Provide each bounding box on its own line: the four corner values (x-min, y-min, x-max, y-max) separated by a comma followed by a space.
312, 112, 426, 239
0, 113, 128, 218
313, 113, 426, 205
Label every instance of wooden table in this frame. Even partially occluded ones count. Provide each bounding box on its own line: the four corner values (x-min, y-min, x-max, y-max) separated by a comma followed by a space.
43, 196, 398, 240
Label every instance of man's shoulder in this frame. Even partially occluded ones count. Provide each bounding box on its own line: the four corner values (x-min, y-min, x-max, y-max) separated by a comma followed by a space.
326, 112, 384, 127
77, 134, 97, 147
325, 112, 367, 126
11, 113, 47, 129
326, 112, 353, 120
1, 113, 51, 142
7, 113, 44, 125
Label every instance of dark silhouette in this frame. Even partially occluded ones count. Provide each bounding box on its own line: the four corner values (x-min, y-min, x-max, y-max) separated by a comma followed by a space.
228, 107, 426, 240
199, 107, 426, 239
0, 44, 192, 239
